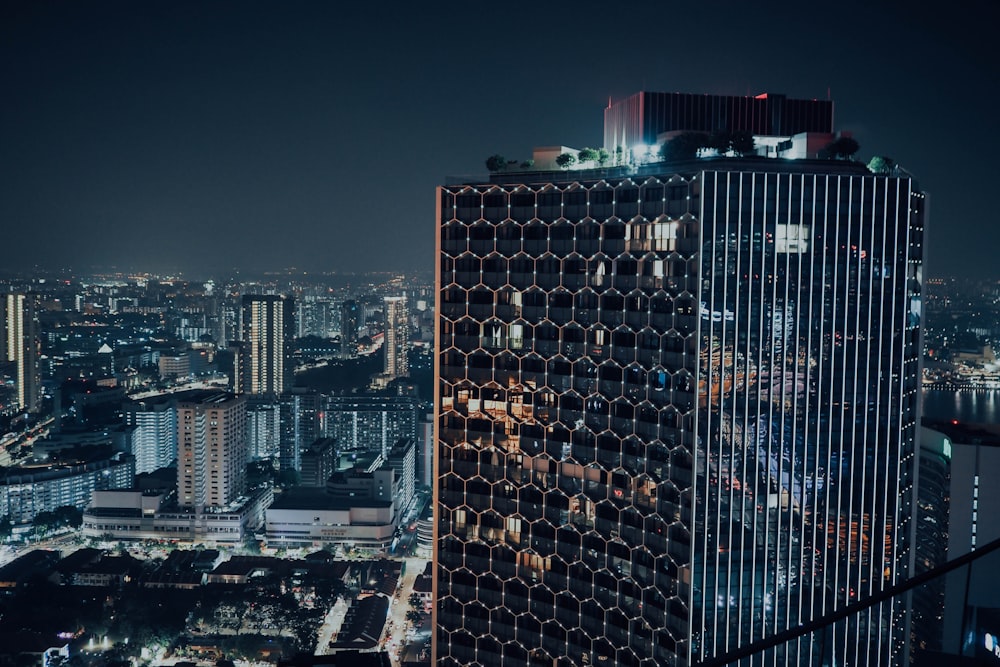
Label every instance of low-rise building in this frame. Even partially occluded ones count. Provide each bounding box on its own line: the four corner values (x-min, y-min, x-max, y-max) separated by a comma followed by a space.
0, 452, 135, 524
81, 486, 272, 544
265, 487, 395, 549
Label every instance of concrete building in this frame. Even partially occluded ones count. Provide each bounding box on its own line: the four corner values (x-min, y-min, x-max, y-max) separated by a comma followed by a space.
383, 295, 409, 381
921, 422, 1000, 664
0, 452, 134, 524
265, 488, 396, 550
158, 351, 191, 381
2, 292, 40, 413
176, 391, 247, 510
246, 395, 281, 460
340, 299, 359, 359
278, 388, 322, 472
265, 444, 413, 549
386, 437, 416, 514
82, 486, 272, 544
239, 294, 295, 396
300, 437, 336, 488
602, 91, 833, 155
124, 395, 178, 474
325, 395, 419, 457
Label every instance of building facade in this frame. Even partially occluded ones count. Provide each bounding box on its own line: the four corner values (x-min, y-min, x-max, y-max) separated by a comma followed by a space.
603, 91, 834, 156
246, 395, 281, 460
383, 296, 410, 381
239, 294, 295, 396
340, 299, 360, 359
3, 293, 41, 414
278, 388, 322, 472
326, 395, 419, 457
300, 437, 336, 488
435, 154, 924, 665
124, 396, 178, 474
176, 391, 247, 510
82, 487, 271, 544
0, 453, 135, 524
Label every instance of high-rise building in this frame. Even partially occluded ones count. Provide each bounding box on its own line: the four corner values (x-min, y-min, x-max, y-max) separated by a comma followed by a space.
3, 293, 41, 413
921, 421, 1000, 664
434, 94, 925, 667
176, 391, 247, 509
246, 395, 281, 460
340, 299, 359, 359
124, 395, 178, 474
239, 294, 295, 396
296, 294, 334, 338
300, 436, 336, 488
278, 388, 322, 472
326, 395, 419, 457
383, 295, 409, 380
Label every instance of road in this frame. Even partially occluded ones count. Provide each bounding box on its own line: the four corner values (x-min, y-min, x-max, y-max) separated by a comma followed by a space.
379, 556, 427, 666
0, 530, 81, 567
314, 596, 350, 654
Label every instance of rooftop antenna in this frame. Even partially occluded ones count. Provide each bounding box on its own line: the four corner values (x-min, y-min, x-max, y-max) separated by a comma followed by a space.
827, 86, 831, 100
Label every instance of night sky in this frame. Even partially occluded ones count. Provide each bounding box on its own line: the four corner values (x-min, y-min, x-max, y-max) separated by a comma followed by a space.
2, 1, 996, 277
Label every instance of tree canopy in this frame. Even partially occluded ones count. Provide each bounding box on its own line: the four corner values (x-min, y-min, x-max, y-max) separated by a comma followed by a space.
577, 147, 598, 164
485, 154, 507, 172
868, 156, 896, 174
659, 132, 709, 162
555, 152, 577, 168
822, 137, 860, 159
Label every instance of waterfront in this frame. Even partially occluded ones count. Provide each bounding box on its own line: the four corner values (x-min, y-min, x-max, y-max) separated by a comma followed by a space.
923, 388, 1000, 423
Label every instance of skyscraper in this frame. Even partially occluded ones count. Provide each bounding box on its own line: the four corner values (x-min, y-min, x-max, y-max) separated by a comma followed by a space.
176, 391, 247, 509
239, 294, 295, 396
341, 299, 359, 359
434, 93, 925, 667
3, 293, 40, 413
383, 295, 409, 380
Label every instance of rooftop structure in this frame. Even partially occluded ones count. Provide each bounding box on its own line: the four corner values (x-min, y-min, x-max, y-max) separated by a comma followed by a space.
603, 90, 833, 155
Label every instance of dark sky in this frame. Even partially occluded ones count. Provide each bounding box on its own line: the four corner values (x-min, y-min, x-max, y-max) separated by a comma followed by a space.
2, 1, 996, 278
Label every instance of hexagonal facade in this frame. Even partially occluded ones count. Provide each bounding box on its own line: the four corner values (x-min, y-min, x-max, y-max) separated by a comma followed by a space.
435, 162, 925, 667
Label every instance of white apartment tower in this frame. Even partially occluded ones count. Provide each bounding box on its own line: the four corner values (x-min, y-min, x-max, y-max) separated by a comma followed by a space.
3, 293, 40, 413
383, 295, 409, 380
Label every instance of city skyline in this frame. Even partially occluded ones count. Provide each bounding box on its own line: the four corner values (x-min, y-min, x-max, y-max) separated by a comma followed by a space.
2, 1, 997, 277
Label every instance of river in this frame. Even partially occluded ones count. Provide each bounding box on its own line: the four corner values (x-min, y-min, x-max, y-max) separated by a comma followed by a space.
922, 388, 1000, 423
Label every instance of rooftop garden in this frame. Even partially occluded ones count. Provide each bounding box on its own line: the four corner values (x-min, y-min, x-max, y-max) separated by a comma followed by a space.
485, 133, 902, 177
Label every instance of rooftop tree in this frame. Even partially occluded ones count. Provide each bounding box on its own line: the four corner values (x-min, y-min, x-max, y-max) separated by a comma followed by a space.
729, 130, 756, 156
485, 154, 507, 172
577, 147, 598, 164
822, 137, 860, 159
555, 152, 577, 169
868, 156, 896, 174
660, 132, 709, 162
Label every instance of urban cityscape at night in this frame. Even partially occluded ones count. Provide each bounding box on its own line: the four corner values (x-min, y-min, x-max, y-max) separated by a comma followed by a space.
2, 2, 999, 667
